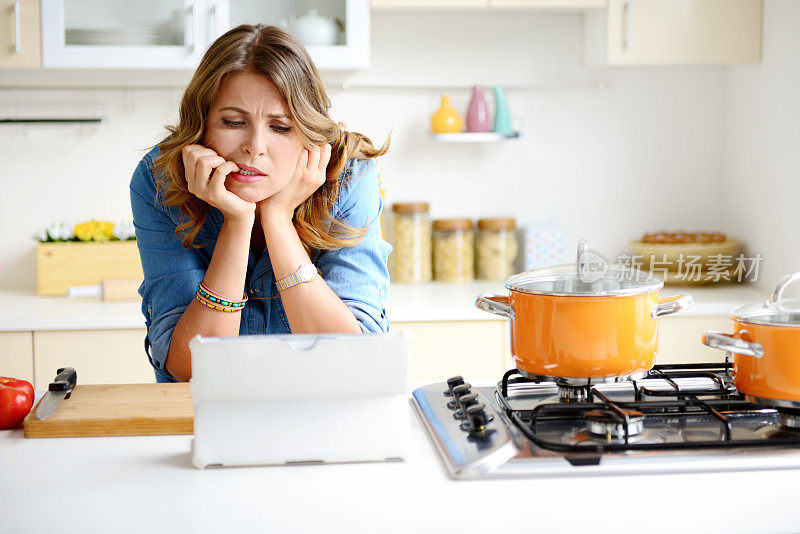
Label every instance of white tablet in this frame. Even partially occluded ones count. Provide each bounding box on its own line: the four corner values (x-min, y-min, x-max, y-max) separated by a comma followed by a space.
189, 332, 411, 469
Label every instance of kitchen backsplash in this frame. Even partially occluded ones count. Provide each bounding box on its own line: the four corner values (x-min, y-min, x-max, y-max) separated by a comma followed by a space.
0, 6, 795, 290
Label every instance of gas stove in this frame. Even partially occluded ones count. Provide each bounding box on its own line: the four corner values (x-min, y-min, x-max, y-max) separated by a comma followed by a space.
412, 363, 800, 479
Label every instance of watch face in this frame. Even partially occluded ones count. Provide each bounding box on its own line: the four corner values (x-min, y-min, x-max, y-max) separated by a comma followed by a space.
299, 263, 317, 282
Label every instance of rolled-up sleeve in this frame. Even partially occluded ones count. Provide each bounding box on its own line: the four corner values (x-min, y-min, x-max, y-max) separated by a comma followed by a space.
316, 159, 392, 333
130, 152, 207, 380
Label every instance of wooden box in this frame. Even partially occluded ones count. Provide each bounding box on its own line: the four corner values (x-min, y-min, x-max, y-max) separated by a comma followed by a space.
36, 241, 143, 296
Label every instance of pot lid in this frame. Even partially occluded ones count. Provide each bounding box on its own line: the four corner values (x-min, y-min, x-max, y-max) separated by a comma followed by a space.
731, 272, 800, 327
505, 240, 664, 297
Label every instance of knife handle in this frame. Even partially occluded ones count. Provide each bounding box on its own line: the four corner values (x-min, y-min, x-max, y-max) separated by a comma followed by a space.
49, 367, 77, 398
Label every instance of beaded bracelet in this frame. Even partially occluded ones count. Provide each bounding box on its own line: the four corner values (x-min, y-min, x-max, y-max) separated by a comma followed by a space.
195, 293, 242, 313
195, 280, 247, 313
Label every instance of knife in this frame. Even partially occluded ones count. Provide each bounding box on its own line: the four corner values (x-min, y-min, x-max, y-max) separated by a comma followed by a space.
35, 367, 77, 421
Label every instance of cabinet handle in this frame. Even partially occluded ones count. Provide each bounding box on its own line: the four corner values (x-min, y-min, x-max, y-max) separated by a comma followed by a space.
209, 2, 217, 41
186, 2, 198, 52
623, 0, 634, 50
13, 0, 21, 53
209, 3, 217, 40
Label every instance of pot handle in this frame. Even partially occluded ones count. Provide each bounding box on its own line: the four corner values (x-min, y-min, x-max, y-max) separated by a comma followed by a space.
476, 293, 516, 319
652, 293, 693, 318
702, 331, 765, 358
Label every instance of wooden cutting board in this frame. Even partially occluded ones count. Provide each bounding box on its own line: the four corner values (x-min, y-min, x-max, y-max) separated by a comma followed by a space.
23, 383, 193, 438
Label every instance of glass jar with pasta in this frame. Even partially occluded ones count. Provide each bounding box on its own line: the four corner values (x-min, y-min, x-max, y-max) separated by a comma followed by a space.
391, 202, 432, 283
433, 218, 474, 282
476, 217, 518, 280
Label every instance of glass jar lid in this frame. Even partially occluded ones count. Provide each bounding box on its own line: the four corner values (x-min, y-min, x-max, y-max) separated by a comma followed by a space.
392, 202, 429, 213
505, 240, 663, 297
731, 272, 800, 327
477, 217, 516, 231
433, 218, 473, 231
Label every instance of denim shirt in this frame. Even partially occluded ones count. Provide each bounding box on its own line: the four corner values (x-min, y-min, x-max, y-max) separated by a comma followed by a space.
130, 146, 392, 382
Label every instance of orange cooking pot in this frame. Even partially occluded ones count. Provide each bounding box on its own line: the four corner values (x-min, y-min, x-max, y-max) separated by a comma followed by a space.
476, 241, 693, 385
702, 272, 800, 408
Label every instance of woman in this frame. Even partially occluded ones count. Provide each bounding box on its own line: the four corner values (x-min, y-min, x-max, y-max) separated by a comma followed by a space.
130, 25, 392, 383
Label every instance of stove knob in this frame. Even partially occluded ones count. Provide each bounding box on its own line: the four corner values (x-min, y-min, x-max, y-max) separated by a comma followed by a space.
459, 393, 479, 409
463, 404, 489, 433
447, 383, 471, 409
444, 375, 465, 396
453, 393, 479, 419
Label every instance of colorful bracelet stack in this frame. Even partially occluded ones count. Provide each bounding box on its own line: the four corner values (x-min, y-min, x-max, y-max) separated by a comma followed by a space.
195, 280, 247, 313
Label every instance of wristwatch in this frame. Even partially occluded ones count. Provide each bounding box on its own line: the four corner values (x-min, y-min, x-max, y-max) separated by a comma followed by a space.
275, 263, 318, 292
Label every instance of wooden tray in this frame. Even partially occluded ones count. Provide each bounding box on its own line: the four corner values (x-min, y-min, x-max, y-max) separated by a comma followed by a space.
628, 239, 741, 266
23, 383, 193, 438
36, 241, 143, 296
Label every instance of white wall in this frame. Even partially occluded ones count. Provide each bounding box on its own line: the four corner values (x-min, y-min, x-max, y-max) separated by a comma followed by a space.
724, 0, 800, 292
0, 9, 729, 287
0, 88, 181, 286
338, 10, 727, 262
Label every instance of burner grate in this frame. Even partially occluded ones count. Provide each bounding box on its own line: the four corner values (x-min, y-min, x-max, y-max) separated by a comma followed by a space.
635, 363, 735, 399
496, 364, 800, 455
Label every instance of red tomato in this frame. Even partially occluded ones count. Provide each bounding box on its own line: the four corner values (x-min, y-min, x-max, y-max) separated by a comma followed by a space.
0, 377, 35, 430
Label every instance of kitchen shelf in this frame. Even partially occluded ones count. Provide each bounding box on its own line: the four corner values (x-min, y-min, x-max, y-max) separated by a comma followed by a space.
0, 117, 103, 124
429, 132, 520, 142
332, 80, 614, 93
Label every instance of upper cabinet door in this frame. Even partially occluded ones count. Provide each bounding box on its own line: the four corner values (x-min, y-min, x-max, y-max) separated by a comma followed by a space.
41, 0, 218, 68
371, 0, 487, 7
600, 0, 763, 65
227, 0, 370, 69
489, 0, 603, 7
0, 0, 41, 67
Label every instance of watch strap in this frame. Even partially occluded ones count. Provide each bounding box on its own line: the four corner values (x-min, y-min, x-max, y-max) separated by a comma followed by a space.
275, 264, 317, 292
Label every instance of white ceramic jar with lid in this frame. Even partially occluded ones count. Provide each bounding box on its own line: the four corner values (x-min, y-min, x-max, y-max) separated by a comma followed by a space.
280, 9, 338, 47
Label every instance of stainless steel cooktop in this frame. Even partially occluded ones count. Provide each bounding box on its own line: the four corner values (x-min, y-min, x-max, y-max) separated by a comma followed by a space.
411, 363, 800, 479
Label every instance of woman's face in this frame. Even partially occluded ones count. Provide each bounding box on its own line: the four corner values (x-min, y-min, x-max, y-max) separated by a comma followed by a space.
204, 70, 304, 203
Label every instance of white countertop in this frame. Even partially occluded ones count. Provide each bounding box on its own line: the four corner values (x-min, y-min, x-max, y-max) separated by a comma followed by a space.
0, 283, 767, 331
1, 394, 797, 534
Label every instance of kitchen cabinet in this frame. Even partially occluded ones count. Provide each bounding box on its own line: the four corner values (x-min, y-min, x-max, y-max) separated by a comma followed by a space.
0, 316, 734, 388
657, 315, 730, 364
229, 0, 370, 70
18, 321, 508, 387
371, 0, 604, 8
0, 332, 34, 383
584, 0, 763, 65
40, 0, 221, 68
489, 0, 604, 7
32, 329, 153, 389
391, 320, 509, 380
371, 0, 488, 8
0, 0, 41, 67
38, 0, 369, 70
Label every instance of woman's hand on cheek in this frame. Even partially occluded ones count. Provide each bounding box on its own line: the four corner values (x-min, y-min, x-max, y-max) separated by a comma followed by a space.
258, 143, 331, 222
182, 144, 256, 223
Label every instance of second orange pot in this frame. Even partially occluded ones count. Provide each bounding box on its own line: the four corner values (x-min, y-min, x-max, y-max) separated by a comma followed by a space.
702, 272, 800, 408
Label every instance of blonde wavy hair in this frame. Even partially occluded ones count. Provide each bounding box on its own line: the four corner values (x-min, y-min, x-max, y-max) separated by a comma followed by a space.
152, 24, 389, 252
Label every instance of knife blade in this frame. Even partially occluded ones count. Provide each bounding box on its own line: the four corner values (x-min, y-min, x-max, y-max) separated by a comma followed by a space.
35, 367, 77, 421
